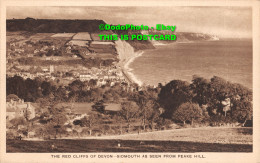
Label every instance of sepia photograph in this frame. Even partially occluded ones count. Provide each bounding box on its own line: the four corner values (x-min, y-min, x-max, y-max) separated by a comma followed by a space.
1, 0, 260, 163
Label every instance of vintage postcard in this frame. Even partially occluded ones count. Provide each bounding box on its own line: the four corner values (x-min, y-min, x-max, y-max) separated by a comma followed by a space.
0, 0, 260, 163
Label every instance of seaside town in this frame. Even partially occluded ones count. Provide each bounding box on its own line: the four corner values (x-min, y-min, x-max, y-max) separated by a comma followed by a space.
5, 18, 253, 153
6, 30, 131, 86
6, 27, 150, 140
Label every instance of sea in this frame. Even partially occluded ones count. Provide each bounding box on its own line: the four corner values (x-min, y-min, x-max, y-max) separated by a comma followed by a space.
130, 39, 252, 89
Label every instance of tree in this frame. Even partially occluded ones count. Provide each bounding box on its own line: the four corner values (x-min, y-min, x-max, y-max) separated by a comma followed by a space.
90, 88, 104, 102
92, 100, 105, 113
158, 80, 193, 118
41, 81, 52, 96
35, 125, 48, 139
155, 117, 172, 130
54, 86, 67, 102
232, 100, 252, 126
114, 114, 124, 134
68, 80, 84, 92
146, 107, 161, 131
24, 108, 31, 121
81, 113, 100, 136
139, 99, 159, 131
206, 76, 252, 120
7, 75, 26, 100
129, 89, 160, 131
6, 94, 20, 102
10, 117, 27, 128
172, 102, 202, 125
190, 75, 210, 106
119, 101, 140, 132
44, 103, 68, 139
72, 125, 83, 138
206, 76, 232, 116
24, 78, 38, 101
89, 79, 97, 88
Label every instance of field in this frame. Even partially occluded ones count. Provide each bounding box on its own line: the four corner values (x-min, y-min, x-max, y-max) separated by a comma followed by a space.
6, 32, 27, 42
51, 33, 76, 38
57, 102, 121, 114
73, 32, 92, 40
68, 40, 89, 46
6, 127, 252, 152
29, 33, 55, 41
110, 127, 253, 145
91, 32, 113, 41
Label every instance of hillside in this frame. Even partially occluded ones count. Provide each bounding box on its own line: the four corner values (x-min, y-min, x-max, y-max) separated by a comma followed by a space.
7, 18, 105, 33
7, 127, 252, 152
7, 18, 219, 51
147, 29, 219, 42
96, 127, 252, 145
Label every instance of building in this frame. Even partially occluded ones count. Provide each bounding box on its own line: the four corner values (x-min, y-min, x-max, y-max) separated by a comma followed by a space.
50, 65, 54, 73
6, 99, 36, 121
79, 74, 91, 81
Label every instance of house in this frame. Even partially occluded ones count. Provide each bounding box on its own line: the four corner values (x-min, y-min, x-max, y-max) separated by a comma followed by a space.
41, 65, 54, 73
34, 49, 39, 54
97, 79, 107, 86
28, 53, 34, 57
6, 99, 36, 121
79, 74, 91, 81
42, 67, 49, 72
28, 131, 35, 138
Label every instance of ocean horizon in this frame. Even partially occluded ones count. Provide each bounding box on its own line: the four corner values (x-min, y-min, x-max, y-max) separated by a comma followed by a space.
130, 39, 252, 88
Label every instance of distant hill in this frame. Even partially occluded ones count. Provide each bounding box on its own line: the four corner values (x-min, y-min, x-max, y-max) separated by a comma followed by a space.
6, 18, 219, 50
147, 29, 219, 42
7, 18, 106, 33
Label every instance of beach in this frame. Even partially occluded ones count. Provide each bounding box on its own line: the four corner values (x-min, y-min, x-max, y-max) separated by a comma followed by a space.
122, 51, 144, 86
115, 39, 144, 86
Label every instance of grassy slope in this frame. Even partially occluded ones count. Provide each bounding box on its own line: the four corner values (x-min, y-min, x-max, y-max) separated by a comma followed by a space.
105, 127, 253, 145
7, 139, 252, 153
6, 127, 252, 152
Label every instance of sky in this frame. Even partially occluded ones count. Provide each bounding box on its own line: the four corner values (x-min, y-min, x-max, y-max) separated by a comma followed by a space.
7, 6, 252, 38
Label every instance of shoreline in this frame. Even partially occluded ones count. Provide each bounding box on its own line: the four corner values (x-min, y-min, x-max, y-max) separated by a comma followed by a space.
121, 50, 144, 86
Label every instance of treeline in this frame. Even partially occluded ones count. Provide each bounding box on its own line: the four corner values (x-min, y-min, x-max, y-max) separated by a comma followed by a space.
158, 76, 252, 125
6, 75, 253, 126
6, 75, 128, 103
17, 57, 115, 68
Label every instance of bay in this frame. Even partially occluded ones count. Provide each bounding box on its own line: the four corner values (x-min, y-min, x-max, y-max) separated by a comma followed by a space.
130, 39, 252, 88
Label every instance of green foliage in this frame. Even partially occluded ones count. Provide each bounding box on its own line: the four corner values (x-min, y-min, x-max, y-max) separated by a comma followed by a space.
159, 76, 252, 125
10, 117, 27, 128
190, 75, 210, 106
6, 94, 20, 102
6, 74, 253, 135
155, 117, 172, 130
130, 89, 160, 130
81, 113, 101, 136
158, 80, 193, 118
231, 100, 252, 123
118, 101, 140, 131
172, 102, 202, 125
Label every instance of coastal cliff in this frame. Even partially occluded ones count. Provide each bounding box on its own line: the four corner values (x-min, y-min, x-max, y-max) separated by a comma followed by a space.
115, 39, 135, 66
7, 18, 105, 33
7, 18, 219, 50
114, 39, 143, 86
147, 29, 219, 43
